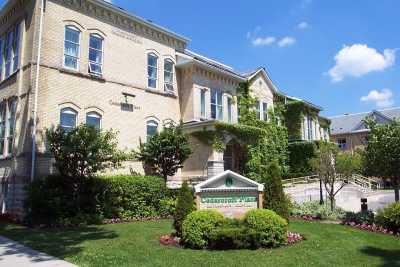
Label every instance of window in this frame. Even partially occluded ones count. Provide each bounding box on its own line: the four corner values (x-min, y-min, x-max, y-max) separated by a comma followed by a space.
256, 101, 261, 120
262, 102, 268, 121
7, 99, 16, 155
147, 53, 158, 88
307, 116, 313, 140
4, 31, 13, 78
86, 111, 101, 130
227, 97, 232, 123
164, 59, 174, 92
12, 23, 20, 72
211, 89, 223, 120
146, 120, 158, 141
64, 26, 80, 70
237, 96, 241, 121
0, 37, 3, 81
200, 89, 206, 118
337, 138, 347, 150
88, 34, 103, 75
0, 103, 5, 154
60, 108, 77, 132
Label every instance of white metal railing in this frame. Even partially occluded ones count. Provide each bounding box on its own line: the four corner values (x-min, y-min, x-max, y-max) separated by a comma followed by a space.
282, 175, 319, 187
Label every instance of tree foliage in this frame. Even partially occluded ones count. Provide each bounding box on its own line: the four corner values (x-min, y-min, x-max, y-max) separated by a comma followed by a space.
136, 124, 192, 182
262, 161, 290, 221
173, 181, 195, 236
363, 119, 400, 202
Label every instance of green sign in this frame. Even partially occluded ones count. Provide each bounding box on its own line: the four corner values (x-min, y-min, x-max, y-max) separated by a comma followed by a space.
225, 177, 233, 187
201, 195, 257, 204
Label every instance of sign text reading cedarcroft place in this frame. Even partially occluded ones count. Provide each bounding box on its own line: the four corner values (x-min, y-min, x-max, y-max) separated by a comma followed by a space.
200, 195, 257, 204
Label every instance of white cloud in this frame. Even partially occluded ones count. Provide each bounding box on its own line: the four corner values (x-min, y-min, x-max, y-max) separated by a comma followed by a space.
297, 22, 309, 30
252, 36, 276, 47
278, 36, 296, 47
328, 44, 396, 82
361, 89, 394, 108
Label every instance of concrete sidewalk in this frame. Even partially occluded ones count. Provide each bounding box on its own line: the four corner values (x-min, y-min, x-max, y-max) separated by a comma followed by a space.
0, 236, 77, 267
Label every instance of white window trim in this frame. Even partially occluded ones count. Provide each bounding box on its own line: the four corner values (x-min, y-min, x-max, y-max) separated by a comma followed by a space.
200, 88, 207, 119
211, 88, 223, 120
147, 53, 158, 89
163, 59, 174, 92
63, 25, 81, 71
88, 34, 104, 76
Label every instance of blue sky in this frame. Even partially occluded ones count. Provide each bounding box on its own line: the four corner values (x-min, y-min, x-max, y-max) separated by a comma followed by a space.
7, 0, 400, 117
110, 0, 399, 117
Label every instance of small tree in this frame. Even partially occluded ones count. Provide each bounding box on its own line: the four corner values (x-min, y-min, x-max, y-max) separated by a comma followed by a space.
310, 142, 345, 211
364, 119, 400, 202
136, 124, 191, 182
173, 181, 195, 236
263, 161, 289, 221
46, 125, 128, 210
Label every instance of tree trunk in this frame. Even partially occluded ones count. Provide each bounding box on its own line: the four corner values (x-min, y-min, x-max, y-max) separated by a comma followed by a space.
319, 179, 324, 205
330, 196, 335, 211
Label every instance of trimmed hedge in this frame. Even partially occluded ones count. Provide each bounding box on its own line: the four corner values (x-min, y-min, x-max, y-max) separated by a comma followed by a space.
25, 174, 176, 226
376, 202, 400, 233
182, 210, 225, 249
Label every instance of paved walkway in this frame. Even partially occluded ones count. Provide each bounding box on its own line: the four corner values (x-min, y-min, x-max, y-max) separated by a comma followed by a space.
0, 236, 77, 267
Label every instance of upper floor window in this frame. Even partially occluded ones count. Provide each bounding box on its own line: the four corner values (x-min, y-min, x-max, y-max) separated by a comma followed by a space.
211, 89, 223, 120
88, 34, 103, 76
86, 111, 101, 130
227, 97, 232, 123
146, 120, 158, 141
64, 26, 80, 70
147, 53, 158, 89
60, 108, 77, 132
307, 116, 313, 140
262, 102, 268, 121
164, 59, 174, 92
0, 38, 3, 81
200, 89, 206, 119
0, 103, 6, 155
237, 96, 241, 121
256, 101, 261, 120
4, 31, 13, 78
7, 99, 16, 155
12, 23, 20, 72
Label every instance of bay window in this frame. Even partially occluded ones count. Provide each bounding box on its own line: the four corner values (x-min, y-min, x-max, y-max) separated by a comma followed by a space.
64, 26, 80, 70
147, 53, 158, 89
88, 34, 103, 75
164, 59, 173, 92
211, 88, 223, 120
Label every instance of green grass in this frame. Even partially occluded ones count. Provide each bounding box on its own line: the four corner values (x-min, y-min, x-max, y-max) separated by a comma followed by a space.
0, 220, 399, 267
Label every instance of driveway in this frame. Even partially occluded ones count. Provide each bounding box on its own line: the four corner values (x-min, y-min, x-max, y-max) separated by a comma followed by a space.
0, 236, 77, 267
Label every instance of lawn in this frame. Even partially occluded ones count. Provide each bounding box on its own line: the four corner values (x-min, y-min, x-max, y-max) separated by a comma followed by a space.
0, 220, 399, 267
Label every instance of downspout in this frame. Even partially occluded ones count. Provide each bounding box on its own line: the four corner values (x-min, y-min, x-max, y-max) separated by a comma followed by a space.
30, 0, 45, 181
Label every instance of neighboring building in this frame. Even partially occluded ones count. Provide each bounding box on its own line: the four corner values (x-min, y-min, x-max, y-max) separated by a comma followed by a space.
0, 0, 328, 214
330, 107, 400, 152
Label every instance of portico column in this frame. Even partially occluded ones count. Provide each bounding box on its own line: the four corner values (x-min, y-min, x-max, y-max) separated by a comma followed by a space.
207, 149, 224, 178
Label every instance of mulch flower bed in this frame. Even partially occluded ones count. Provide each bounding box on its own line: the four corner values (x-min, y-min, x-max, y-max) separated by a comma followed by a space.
159, 231, 305, 248
341, 221, 400, 237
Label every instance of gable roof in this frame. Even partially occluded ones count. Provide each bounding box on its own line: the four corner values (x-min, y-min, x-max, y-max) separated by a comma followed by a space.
329, 107, 400, 135
243, 67, 279, 93
194, 170, 264, 193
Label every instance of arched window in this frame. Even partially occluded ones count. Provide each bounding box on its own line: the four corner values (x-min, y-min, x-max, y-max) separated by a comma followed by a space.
146, 120, 158, 141
147, 53, 158, 89
63, 26, 80, 70
60, 108, 77, 132
164, 59, 174, 92
86, 111, 101, 130
88, 34, 103, 75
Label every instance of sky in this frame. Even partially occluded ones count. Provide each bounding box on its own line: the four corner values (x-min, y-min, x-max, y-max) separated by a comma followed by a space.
6, 0, 400, 117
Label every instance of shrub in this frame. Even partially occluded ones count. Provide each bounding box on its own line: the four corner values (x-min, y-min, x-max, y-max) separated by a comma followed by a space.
243, 209, 287, 247
209, 225, 251, 250
287, 141, 317, 176
173, 181, 195, 236
375, 202, 400, 233
100, 175, 169, 219
343, 210, 375, 225
291, 201, 346, 221
182, 210, 225, 249
263, 161, 290, 221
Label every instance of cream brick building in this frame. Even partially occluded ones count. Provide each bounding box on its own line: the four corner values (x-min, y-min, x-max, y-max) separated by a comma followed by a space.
0, 0, 329, 215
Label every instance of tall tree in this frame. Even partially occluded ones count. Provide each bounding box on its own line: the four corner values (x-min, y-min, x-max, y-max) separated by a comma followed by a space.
364, 120, 400, 202
136, 123, 192, 182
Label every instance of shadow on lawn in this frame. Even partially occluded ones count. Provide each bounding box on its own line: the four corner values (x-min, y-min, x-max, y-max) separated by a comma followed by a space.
0, 222, 118, 262
360, 246, 400, 267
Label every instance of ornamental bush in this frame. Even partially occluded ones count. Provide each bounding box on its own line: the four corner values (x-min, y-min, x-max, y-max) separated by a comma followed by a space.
291, 201, 346, 221
182, 210, 225, 249
243, 209, 287, 247
375, 202, 400, 233
343, 210, 375, 225
173, 181, 195, 236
